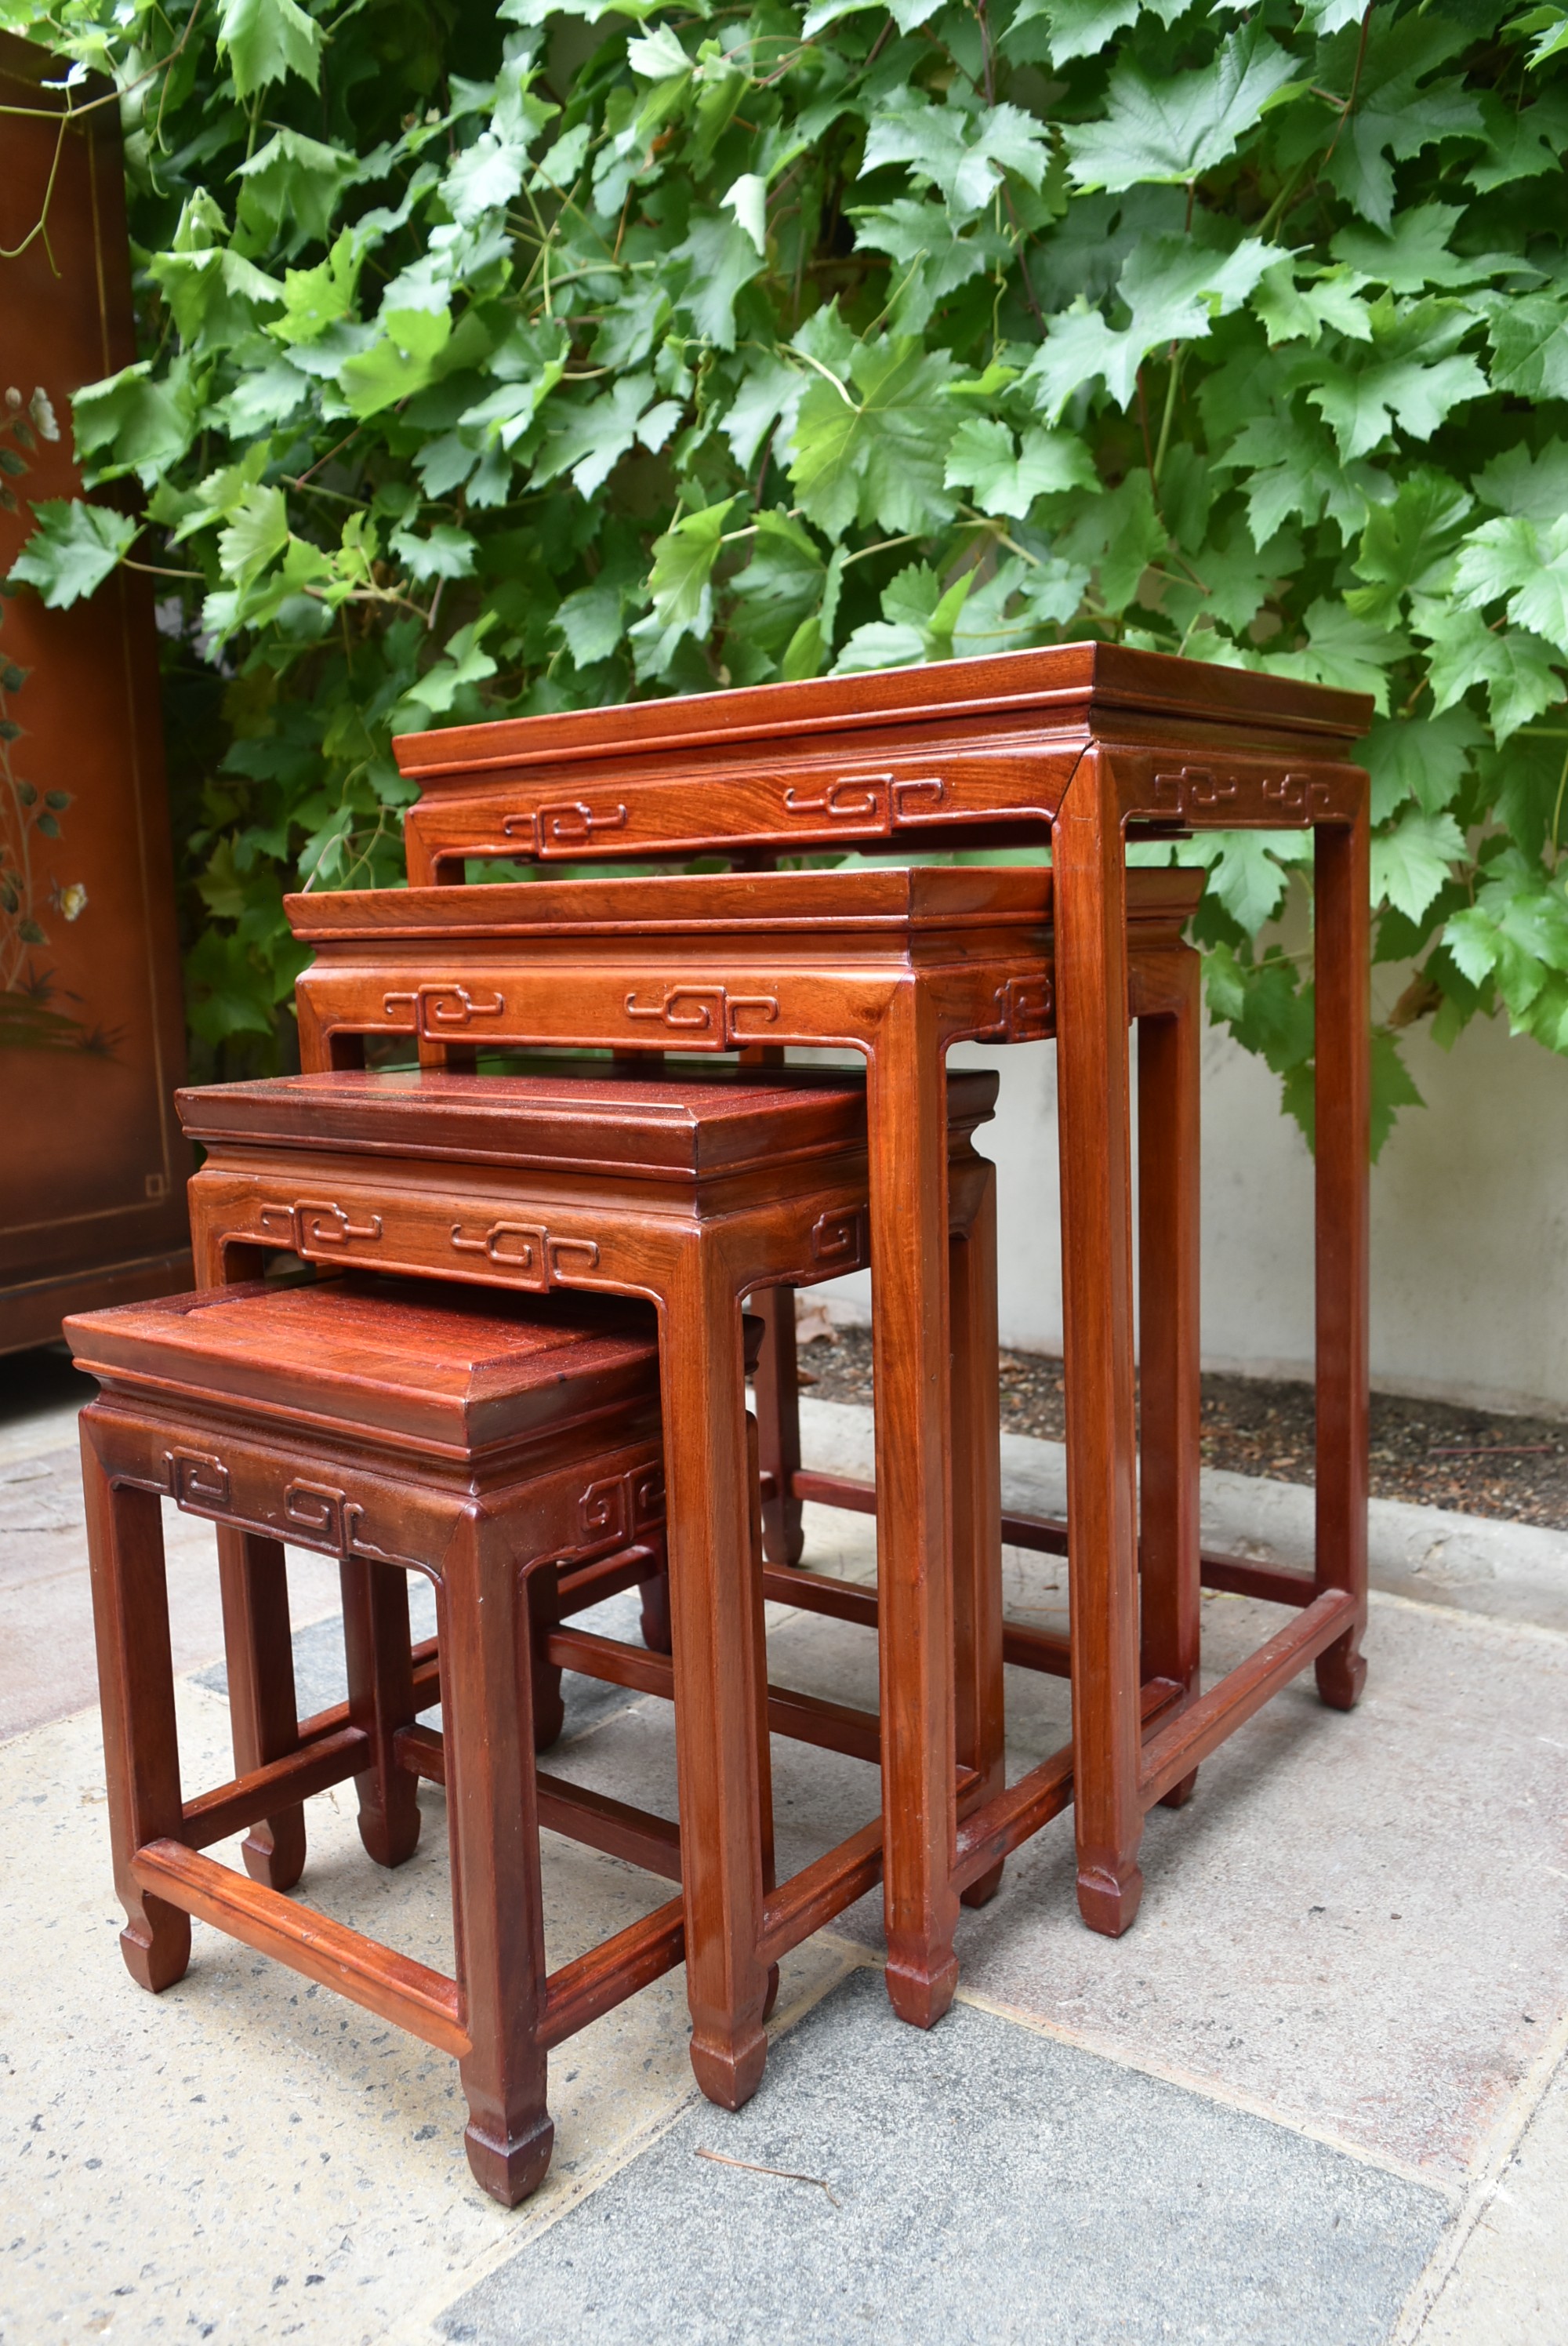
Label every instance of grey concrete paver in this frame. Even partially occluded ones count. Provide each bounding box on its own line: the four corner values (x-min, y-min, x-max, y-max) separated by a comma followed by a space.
7, 1383, 1567, 2343
738, 1573, 1568, 2186
1, 1446, 345, 1741
0, 1675, 851, 2346
436, 1966, 1450, 2346
779, 1405, 1568, 2184
803, 1395, 1568, 1632
1412, 2043, 1568, 2345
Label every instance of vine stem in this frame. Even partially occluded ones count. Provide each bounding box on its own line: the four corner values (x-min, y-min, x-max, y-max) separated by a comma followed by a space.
1152, 343, 1183, 485
790, 345, 855, 405
1550, 746, 1568, 866
1321, 3, 1374, 173
122, 558, 203, 579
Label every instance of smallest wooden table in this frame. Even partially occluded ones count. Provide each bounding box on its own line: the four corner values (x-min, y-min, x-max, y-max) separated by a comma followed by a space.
67, 1274, 694, 2203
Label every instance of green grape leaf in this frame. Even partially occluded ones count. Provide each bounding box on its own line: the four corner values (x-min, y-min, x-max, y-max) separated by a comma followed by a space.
400, 616, 501, 716
849, 200, 998, 336
1058, 466, 1166, 612
731, 509, 836, 652
552, 575, 644, 667
1261, 597, 1409, 710
1025, 236, 1278, 416
1306, 301, 1486, 460
1370, 807, 1468, 922
1320, 16, 1486, 233
1415, 600, 1565, 743
1486, 293, 1568, 401
1345, 468, 1472, 625
216, 0, 321, 100
1472, 438, 1568, 524
216, 483, 289, 586
389, 522, 477, 582
532, 374, 682, 497
7, 499, 138, 607
670, 212, 766, 350
1065, 25, 1301, 194
944, 417, 1099, 517
788, 338, 959, 540
1177, 830, 1290, 933
860, 93, 1053, 221
339, 307, 454, 419
647, 497, 735, 644
1355, 707, 1484, 822
234, 130, 359, 250
1453, 514, 1568, 646
71, 355, 205, 488
1466, 89, 1568, 193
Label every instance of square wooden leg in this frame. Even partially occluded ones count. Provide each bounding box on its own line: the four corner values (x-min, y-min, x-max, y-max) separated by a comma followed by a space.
80, 1413, 192, 1993
659, 1251, 772, 2108
340, 1554, 422, 1868
948, 1165, 1006, 1908
1054, 754, 1145, 1937
1313, 809, 1370, 1710
752, 1287, 805, 1567
439, 1513, 554, 2206
866, 996, 961, 2023
1136, 967, 1203, 1810
216, 1527, 307, 1890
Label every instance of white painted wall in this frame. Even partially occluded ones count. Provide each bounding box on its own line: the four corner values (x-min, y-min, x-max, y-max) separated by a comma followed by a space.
818, 1011, 1568, 1418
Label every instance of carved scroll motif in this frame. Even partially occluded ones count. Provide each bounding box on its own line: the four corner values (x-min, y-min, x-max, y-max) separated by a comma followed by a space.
893, 776, 948, 820
991, 973, 1054, 1043
579, 1463, 667, 1545
448, 1221, 601, 1284
160, 1447, 230, 1510
811, 1206, 869, 1269
1149, 763, 1332, 823
259, 1198, 383, 1255
282, 1480, 421, 1567
505, 800, 629, 854
381, 982, 506, 1036
782, 775, 889, 823
622, 983, 779, 1045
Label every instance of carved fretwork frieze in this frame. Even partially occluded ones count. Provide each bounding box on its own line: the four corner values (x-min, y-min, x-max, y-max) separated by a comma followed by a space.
282, 1478, 422, 1569
381, 981, 506, 1036
782, 775, 889, 823
1142, 761, 1338, 824
505, 799, 629, 854
159, 1446, 230, 1509
448, 1219, 601, 1284
259, 1198, 383, 1255
622, 982, 779, 1045
811, 1205, 869, 1269
578, 1462, 666, 1545
990, 972, 1054, 1043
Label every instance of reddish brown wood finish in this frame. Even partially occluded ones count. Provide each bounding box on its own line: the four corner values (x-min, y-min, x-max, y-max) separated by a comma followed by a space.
388, 643, 1367, 884
67, 1275, 860, 2203
177, 1062, 1010, 2096
278, 862, 1207, 2016
0, 35, 192, 1351
383, 648, 1374, 1949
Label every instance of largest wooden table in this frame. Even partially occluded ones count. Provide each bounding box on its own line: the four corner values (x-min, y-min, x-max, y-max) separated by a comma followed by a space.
394, 643, 1374, 1992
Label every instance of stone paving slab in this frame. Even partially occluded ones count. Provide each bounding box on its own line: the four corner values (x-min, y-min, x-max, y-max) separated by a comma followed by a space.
1416, 2040, 1568, 2344
730, 1567, 1568, 2188
0, 1445, 343, 1741
800, 1396, 1568, 1632
7, 1388, 1568, 2343
435, 1966, 1450, 2346
0, 1676, 851, 2346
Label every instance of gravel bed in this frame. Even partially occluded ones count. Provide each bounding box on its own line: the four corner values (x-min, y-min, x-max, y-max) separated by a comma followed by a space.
796, 1323, 1568, 1532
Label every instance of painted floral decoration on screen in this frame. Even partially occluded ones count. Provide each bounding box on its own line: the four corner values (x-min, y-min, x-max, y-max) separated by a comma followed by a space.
0, 383, 112, 1056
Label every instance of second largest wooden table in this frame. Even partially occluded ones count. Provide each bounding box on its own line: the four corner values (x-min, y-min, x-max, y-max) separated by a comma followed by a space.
386, 641, 1374, 1978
